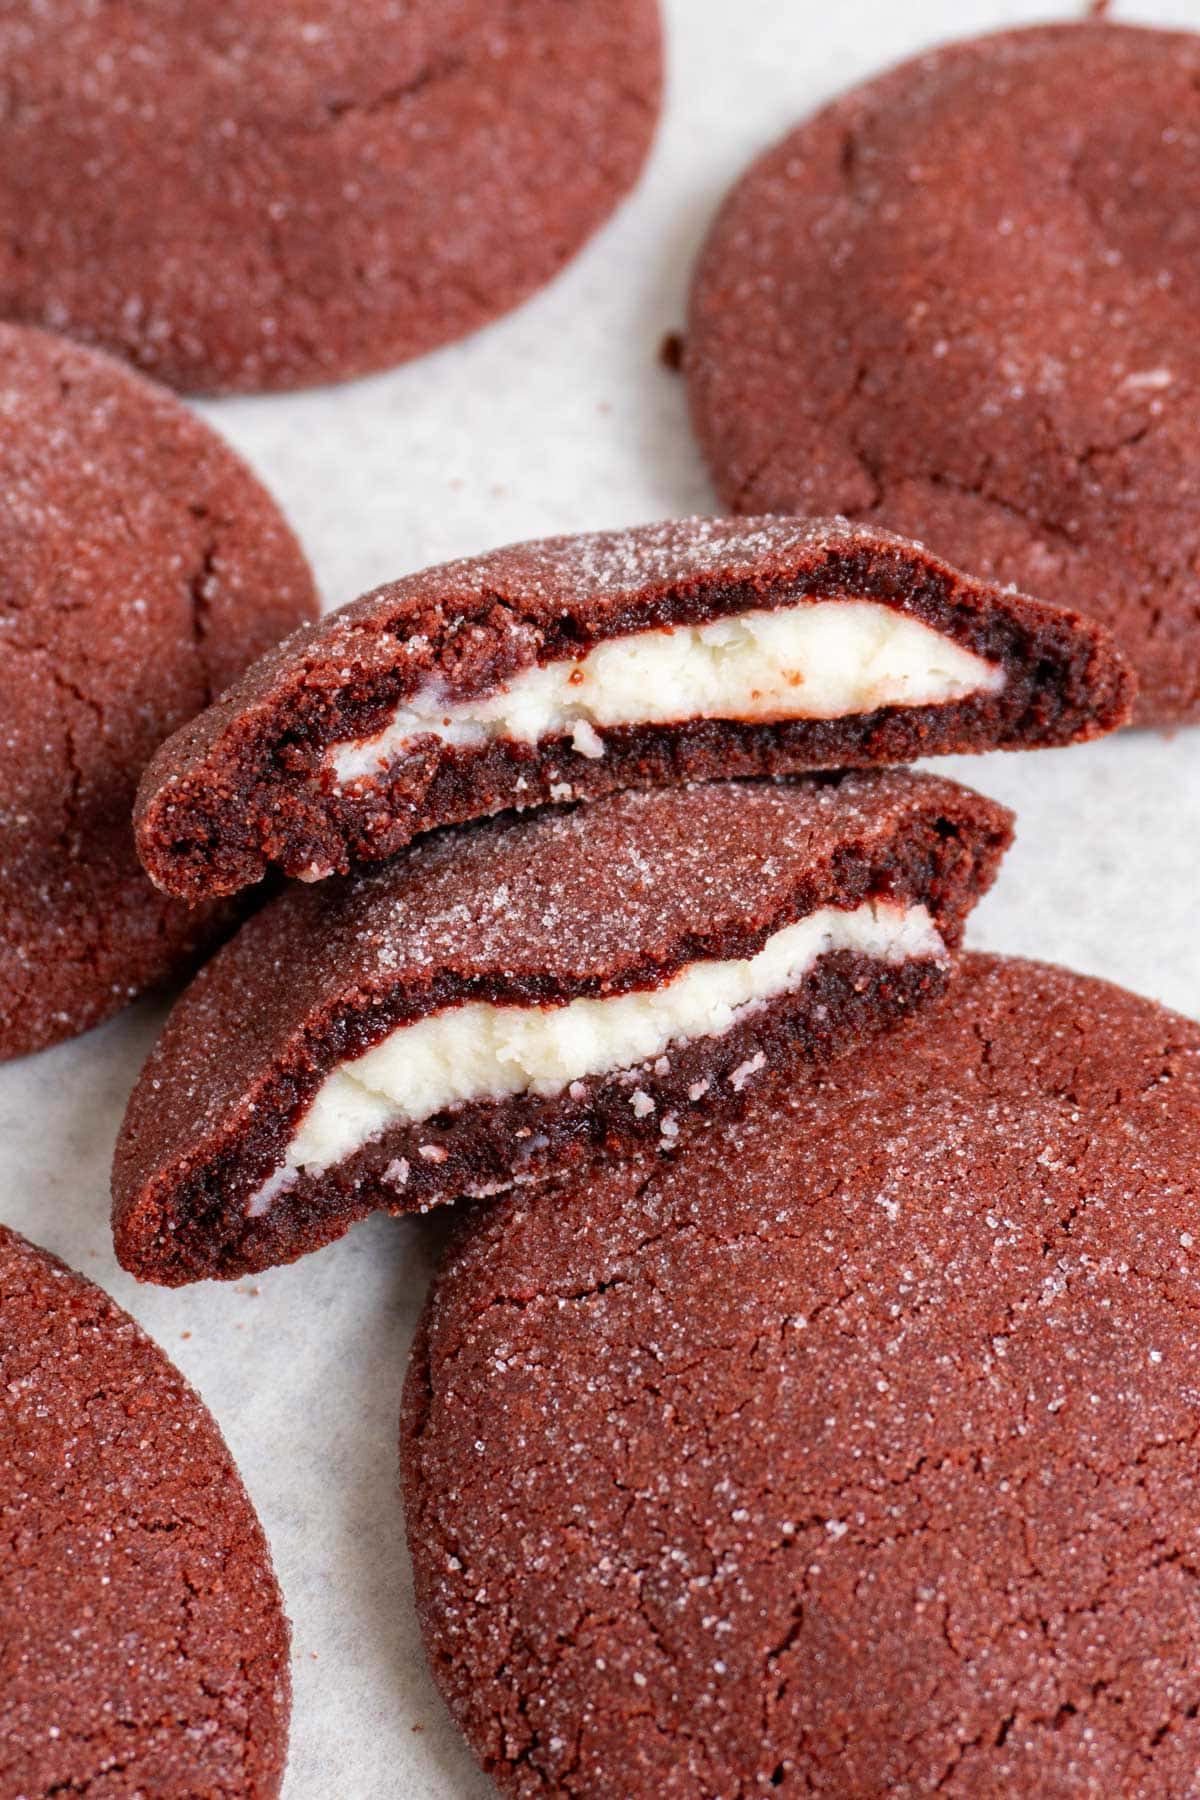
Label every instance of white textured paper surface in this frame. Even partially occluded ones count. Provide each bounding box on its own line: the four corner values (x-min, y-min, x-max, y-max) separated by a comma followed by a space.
3, 2, 1198, 1793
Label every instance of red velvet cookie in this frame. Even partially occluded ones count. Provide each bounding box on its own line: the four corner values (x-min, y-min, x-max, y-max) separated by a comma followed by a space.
0, 2, 662, 395
133, 517, 1129, 903
0, 324, 318, 1061
0, 1223, 290, 1797
687, 22, 1200, 725
402, 954, 1200, 1798
113, 770, 1010, 1285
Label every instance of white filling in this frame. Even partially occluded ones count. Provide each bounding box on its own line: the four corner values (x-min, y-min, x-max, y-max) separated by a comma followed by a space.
248, 899, 944, 1212
329, 599, 1004, 784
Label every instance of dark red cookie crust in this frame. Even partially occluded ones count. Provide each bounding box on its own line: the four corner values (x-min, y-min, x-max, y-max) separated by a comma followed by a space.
0, 324, 318, 1061
686, 22, 1200, 726
134, 517, 1130, 904
113, 771, 1011, 1285
0, 1224, 290, 1798
0, 2, 662, 395
402, 954, 1200, 1798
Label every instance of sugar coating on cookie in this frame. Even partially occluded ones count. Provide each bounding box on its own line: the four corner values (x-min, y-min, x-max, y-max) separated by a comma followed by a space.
133, 516, 1130, 903
0, 324, 317, 1061
113, 770, 1011, 1284
0, 1, 662, 394
0, 1224, 290, 1797
687, 21, 1200, 724
402, 954, 1200, 1797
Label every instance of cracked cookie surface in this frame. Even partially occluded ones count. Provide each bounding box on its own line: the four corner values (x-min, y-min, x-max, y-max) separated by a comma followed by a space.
0, 323, 317, 1060
0, 1, 662, 394
686, 22, 1200, 725
0, 1223, 290, 1797
402, 953, 1200, 1797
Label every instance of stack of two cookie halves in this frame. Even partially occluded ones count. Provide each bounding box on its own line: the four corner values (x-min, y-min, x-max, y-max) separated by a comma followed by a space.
109, 504, 1169, 1791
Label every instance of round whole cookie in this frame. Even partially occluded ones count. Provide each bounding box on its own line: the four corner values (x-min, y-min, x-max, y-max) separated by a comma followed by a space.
404, 955, 1200, 1796
686, 22, 1200, 725
0, 1223, 289, 1797
0, 1, 662, 395
0, 324, 318, 1060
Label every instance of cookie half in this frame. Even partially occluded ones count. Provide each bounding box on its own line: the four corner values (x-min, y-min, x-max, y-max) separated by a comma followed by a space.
687, 22, 1200, 725
134, 517, 1129, 903
0, 1224, 289, 1797
0, 324, 318, 1061
114, 770, 1010, 1284
402, 954, 1200, 1798
0, 2, 662, 394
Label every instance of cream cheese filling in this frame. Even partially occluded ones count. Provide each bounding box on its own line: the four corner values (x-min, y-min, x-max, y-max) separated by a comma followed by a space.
248, 899, 945, 1214
329, 599, 1005, 785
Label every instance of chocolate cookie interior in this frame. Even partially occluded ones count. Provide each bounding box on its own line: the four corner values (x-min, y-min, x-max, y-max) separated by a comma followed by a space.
114, 771, 1011, 1283
134, 517, 1129, 902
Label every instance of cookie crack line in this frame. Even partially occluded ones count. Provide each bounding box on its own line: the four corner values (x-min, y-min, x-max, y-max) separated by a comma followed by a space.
184, 529, 222, 709
846, 404, 1166, 565
40, 662, 107, 870
320, 49, 469, 123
